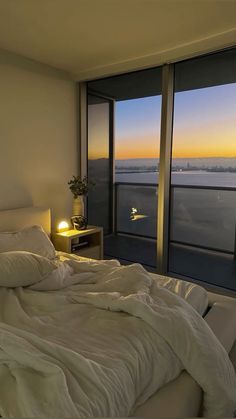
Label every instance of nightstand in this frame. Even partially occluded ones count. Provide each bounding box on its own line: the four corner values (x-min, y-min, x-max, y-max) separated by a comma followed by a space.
52, 226, 103, 260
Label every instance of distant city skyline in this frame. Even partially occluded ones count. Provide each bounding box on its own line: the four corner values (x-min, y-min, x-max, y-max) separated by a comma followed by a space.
115, 157, 236, 172
115, 83, 236, 160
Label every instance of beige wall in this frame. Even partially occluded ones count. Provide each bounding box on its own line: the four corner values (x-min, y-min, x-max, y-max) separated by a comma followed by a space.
0, 52, 77, 230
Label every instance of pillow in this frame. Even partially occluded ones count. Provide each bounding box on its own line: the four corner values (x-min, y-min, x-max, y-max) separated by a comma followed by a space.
0, 251, 57, 287
0, 225, 56, 259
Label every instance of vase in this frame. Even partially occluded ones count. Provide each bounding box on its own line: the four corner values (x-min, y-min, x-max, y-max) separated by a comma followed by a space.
73, 196, 84, 216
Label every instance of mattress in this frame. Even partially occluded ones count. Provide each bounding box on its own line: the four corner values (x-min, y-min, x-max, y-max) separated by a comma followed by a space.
133, 370, 202, 417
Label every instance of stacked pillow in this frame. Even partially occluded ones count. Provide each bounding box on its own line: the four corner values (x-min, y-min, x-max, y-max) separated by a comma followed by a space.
0, 251, 57, 287
0, 225, 56, 259
0, 225, 57, 287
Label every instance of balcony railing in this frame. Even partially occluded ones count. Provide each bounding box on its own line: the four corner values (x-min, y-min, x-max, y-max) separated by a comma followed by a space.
115, 182, 236, 256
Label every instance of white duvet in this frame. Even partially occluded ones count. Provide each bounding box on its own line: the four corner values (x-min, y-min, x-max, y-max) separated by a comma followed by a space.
0, 255, 235, 417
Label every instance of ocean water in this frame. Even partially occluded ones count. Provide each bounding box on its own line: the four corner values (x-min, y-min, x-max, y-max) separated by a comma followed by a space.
116, 171, 236, 188
115, 170, 236, 253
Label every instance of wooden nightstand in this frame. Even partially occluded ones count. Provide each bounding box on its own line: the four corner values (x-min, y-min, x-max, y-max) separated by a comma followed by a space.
52, 226, 103, 260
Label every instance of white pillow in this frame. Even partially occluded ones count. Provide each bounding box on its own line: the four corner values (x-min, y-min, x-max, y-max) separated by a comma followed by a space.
0, 251, 57, 287
0, 225, 56, 259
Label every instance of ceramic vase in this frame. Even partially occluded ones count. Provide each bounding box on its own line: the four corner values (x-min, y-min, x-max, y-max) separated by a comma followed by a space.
73, 196, 84, 216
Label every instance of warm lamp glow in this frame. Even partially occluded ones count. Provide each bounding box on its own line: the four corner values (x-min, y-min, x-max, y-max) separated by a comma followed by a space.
58, 221, 69, 232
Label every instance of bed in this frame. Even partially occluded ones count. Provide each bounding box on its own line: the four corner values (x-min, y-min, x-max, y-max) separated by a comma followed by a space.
0, 206, 235, 418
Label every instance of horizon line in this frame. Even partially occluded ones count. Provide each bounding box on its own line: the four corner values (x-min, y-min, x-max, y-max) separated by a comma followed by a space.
115, 156, 236, 160
89, 156, 236, 161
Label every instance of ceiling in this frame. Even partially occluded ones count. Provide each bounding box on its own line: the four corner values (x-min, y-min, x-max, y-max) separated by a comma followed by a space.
0, 0, 235, 81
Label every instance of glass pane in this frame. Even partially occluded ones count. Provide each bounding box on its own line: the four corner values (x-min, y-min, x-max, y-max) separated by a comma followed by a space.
116, 184, 157, 239
170, 187, 236, 252
169, 48, 236, 291
87, 94, 111, 234
114, 78, 161, 268
88, 67, 162, 269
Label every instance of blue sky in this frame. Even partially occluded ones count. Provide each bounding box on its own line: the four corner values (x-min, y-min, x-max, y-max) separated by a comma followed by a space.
115, 83, 236, 159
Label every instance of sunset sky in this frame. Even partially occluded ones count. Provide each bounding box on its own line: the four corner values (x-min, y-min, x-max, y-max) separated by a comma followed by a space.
115, 83, 236, 160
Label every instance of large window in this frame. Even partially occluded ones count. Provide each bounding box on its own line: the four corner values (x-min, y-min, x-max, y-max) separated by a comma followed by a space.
169, 49, 236, 291
86, 47, 236, 291
87, 67, 162, 268
115, 96, 161, 242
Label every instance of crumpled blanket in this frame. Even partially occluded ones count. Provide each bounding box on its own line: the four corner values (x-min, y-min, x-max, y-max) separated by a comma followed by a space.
0, 257, 235, 417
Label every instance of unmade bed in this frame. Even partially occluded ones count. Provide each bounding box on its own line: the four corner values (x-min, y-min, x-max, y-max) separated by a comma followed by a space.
0, 206, 235, 418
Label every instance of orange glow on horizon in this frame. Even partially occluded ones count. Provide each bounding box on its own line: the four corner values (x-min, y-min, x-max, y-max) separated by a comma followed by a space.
115, 145, 236, 160
172, 149, 236, 159
89, 150, 108, 159
115, 131, 236, 159
115, 151, 236, 159
116, 149, 159, 159
115, 136, 160, 159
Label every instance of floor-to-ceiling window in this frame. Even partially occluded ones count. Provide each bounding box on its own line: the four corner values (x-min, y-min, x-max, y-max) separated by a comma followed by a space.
85, 47, 236, 291
115, 97, 161, 235
169, 48, 236, 291
87, 68, 162, 269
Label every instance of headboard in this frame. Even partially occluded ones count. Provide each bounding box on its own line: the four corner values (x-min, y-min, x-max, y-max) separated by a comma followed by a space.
0, 207, 51, 235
